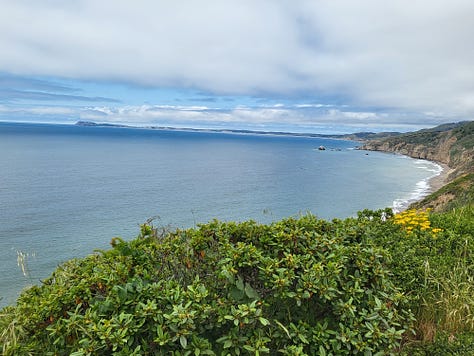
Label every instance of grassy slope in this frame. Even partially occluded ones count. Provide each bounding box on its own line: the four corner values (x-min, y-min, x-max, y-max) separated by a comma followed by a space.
411, 173, 474, 211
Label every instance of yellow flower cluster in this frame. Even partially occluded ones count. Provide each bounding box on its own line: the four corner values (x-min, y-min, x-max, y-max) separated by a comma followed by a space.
393, 209, 442, 236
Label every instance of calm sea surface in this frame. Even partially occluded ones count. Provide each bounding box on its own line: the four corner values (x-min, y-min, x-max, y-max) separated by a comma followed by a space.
0, 122, 440, 306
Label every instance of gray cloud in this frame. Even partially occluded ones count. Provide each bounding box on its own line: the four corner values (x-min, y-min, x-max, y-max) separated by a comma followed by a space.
0, 73, 120, 103
0, 0, 473, 123
0, 73, 77, 92
0, 88, 120, 103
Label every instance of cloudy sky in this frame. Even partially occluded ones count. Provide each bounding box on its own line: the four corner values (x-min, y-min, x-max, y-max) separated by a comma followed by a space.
0, 0, 473, 133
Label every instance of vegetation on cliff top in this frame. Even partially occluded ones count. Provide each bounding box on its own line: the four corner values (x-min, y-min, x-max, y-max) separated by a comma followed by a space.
411, 173, 474, 212
1, 205, 474, 355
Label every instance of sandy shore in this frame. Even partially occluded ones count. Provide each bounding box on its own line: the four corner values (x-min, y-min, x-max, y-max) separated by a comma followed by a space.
427, 162, 453, 193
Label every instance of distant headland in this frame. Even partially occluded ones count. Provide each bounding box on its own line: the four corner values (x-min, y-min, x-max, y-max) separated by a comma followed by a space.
75, 120, 399, 141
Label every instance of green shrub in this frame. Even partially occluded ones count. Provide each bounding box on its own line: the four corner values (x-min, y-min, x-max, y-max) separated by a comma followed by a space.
0, 215, 413, 355
357, 207, 474, 350
399, 332, 474, 355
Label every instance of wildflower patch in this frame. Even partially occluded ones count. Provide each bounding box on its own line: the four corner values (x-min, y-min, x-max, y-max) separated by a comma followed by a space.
393, 209, 442, 236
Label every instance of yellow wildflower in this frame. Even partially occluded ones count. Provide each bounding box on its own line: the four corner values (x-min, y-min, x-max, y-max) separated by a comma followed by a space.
393, 209, 442, 237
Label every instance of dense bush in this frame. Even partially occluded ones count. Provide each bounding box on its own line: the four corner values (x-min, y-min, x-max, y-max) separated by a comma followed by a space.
399, 332, 474, 356
357, 206, 474, 351
1, 215, 413, 355
2, 206, 473, 355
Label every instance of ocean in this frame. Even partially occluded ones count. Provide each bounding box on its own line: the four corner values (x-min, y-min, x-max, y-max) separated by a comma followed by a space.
0, 122, 441, 306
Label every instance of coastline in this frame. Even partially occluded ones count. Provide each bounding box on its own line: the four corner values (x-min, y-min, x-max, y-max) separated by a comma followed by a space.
426, 162, 453, 193
357, 142, 454, 212
392, 159, 452, 213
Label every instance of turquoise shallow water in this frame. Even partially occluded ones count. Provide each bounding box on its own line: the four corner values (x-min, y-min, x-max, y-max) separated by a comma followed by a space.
0, 122, 439, 306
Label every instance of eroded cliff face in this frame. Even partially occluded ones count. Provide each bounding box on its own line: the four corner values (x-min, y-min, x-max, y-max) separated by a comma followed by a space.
359, 121, 474, 211
360, 126, 473, 178
361, 137, 455, 165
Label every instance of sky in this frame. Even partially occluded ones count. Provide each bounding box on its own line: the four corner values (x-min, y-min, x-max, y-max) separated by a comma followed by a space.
0, 0, 473, 134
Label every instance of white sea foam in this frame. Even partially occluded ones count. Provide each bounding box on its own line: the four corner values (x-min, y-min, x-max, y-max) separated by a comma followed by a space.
392, 160, 443, 213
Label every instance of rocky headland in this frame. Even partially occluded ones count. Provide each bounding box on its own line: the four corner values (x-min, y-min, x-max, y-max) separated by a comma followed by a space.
359, 121, 474, 211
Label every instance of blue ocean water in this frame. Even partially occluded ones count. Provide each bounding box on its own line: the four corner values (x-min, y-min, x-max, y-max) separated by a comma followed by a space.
0, 122, 440, 306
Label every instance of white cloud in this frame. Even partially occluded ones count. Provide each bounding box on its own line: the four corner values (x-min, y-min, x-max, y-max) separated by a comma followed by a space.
338, 111, 378, 120
295, 104, 329, 109
0, 101, 441, 133
0, 0, 473, 126
77, 105, 420, 132
0, 105, 76, 116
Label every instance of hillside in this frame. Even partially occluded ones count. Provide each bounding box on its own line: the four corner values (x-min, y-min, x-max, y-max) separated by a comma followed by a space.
360, 120, 474, 211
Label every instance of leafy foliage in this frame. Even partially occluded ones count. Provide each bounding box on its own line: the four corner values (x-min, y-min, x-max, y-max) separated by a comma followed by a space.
358, 206, 474, 352
399, 332, 474, 356
1, 215, 413, 355
2, 203, 474, 354
451, 120, 474, 150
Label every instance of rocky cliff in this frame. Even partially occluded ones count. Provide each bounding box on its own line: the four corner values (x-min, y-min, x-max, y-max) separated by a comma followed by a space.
360, 121, 474, 178
359, 121, 474, 211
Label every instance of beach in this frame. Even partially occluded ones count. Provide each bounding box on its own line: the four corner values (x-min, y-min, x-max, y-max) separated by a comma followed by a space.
390, 159, 453, 213
427, 162, 453, 193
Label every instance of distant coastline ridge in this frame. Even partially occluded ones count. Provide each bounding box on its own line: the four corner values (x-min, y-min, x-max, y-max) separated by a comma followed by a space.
75, 121, 130, 128
74, 120, 397, 140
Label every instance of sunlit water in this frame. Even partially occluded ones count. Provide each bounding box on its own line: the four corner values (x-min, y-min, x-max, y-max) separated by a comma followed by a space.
0, 122, 439, 306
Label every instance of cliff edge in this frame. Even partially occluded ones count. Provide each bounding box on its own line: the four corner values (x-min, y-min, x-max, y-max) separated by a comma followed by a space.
359, 121, 474, 211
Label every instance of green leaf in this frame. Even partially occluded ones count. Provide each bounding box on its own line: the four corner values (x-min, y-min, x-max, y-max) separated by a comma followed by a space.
319, 345, 327, 356
243, 345, 255, 351
236, 276, 244, 291
70, 352, 85, 356
244, 283, 260, 299
229, 287, 244, 301
180, 335, 188, 349
274, 319, 291, 338
298, 333, 309, 344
